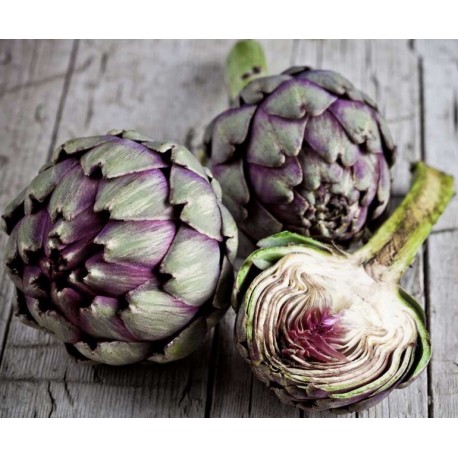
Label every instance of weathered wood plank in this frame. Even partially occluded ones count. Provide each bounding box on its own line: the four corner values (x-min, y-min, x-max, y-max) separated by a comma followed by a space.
208, 311, 254, 417
415, 40, 458, 64
54, 40, 229, 147
1, 40, 449, 418
209, 40, 298, 418
0, 329, 212, 417
0, 40, 74, 368
421, 57, 458, 232
295, 40, 427, 417
427, 232, 458, 418
422, 57, 458, 417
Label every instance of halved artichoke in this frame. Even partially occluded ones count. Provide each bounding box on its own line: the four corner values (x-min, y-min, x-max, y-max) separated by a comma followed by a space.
233, 162, 453, 412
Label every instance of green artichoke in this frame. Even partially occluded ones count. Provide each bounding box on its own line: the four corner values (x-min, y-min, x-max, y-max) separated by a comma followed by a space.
233, 162, 453, 412
205, 40, 395, 255
2, 130, 237, 365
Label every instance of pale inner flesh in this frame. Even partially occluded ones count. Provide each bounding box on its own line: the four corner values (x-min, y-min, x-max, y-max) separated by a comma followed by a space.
245, 250, 419, 396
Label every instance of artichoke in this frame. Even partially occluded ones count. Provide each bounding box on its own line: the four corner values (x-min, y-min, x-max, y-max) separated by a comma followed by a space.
205, 40, 396, 255
2, 129, 237, 365
233, 162, 454, 412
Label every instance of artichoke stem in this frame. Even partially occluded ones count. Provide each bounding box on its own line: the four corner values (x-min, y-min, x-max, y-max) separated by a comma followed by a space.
226, 40, 268, 102
354, 161, 455, 283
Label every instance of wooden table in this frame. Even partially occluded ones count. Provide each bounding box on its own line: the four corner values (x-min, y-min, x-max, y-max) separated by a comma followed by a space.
0, 40, 457, 418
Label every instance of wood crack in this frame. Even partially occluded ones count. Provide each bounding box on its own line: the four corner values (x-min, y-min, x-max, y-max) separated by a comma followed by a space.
2, 39, 448, 419
178, 368, 194, 412
47, 382, 56, 417
0, 56, 92, 100
63, 367, 74, 406
418, 56, 435, 419
47, 39, 80, 157
204, 326, 219, 418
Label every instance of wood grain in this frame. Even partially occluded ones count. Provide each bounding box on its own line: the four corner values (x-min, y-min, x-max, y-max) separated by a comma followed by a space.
0, 39, 456, 417
422, 56, 458, 417
0, 39, 74, 364
415, 40, 458, 63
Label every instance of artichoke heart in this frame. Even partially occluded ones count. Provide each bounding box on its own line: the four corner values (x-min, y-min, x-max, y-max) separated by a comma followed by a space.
233, 163, 454, 412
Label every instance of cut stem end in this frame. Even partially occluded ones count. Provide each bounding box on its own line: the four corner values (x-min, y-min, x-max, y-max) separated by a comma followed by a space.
226, 40, 268, 102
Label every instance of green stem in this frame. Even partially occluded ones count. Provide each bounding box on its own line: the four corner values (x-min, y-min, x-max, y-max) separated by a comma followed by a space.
226, 40, 268, 102
354, 161, 454, 283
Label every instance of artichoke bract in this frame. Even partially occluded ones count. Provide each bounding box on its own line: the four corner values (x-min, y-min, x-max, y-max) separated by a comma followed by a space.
233, 162, 454, 412
205, 40, 395, 255
2, 130, 237, 365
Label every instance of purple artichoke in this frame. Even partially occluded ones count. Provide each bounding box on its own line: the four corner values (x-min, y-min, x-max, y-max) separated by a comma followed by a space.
205, 41, 396, 254
2, 130, 237, 365
233, 163, 453, 412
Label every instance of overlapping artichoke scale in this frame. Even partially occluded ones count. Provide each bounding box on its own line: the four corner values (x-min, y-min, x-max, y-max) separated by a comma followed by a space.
2, 130, 237, 365
205, 67, 396, 250
249, 156, 303, 205
234, 233, 429, 412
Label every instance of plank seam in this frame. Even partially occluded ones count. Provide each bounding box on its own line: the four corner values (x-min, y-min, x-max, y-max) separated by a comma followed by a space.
431, 227, 458, 235
247, 374, 254, 418
290, 40, 300, 67
47, 40, 80, 159
418, 56, 434, 418
0, 287, 13, 370
204, 325, 219, 418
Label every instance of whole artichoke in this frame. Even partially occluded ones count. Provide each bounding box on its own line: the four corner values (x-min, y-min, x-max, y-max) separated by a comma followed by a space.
205, 40, 396, 254
233, 162, 453, 412
2, 130, 237, 365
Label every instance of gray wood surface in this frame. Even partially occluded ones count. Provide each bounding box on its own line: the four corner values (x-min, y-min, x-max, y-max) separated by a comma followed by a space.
422, 56, 458, 418
0, 39, 456, 418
